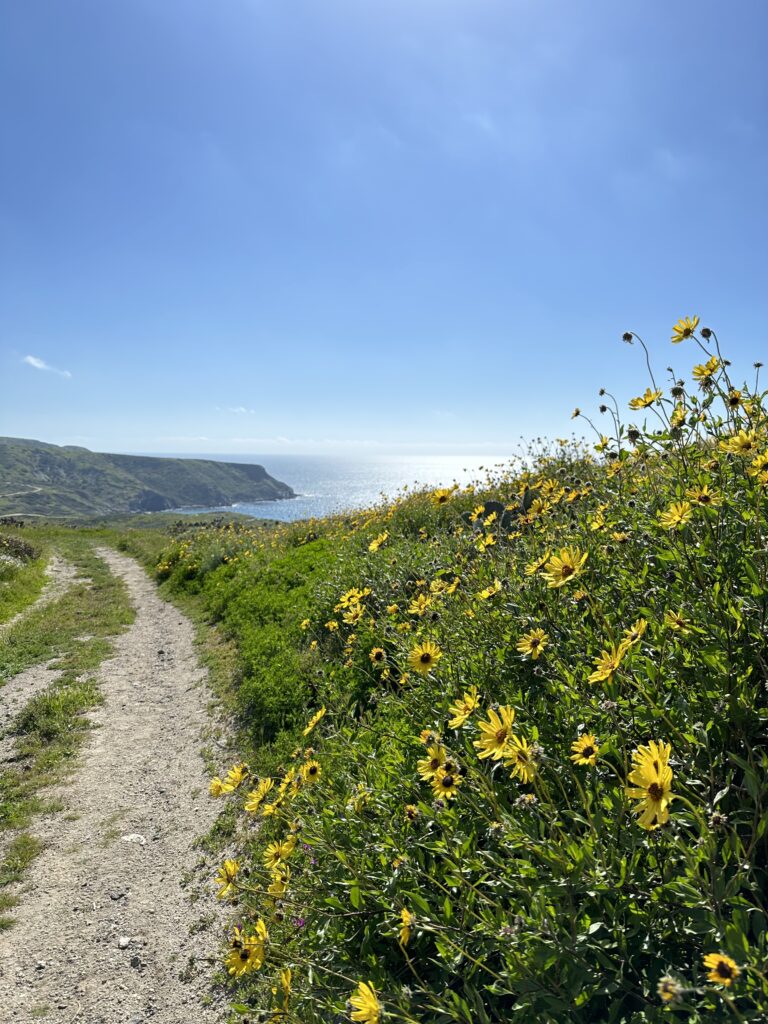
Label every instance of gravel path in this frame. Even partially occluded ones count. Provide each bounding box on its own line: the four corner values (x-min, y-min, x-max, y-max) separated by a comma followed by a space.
0, 548, 227, 1024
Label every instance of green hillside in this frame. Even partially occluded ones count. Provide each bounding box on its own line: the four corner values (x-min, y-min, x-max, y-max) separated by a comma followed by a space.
151, 322, 768, 1022
0, 437, 295, 517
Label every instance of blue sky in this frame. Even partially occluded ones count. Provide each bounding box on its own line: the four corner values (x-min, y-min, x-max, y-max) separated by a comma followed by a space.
1, 0, 766, 455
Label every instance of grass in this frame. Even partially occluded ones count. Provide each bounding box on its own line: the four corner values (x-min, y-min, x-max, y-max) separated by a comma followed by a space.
0, 543, 48, 626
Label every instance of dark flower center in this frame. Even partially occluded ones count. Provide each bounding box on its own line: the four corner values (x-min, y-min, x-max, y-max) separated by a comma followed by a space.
441, 775, 454, 788
420, 653, 432, 664
561, 564, 574, 578
530, 638, 540, 648
716, 961, 734, 979
582, 746, 594, 758
240, 951, 250, 962
495, 728, 508, 743
648, 782, 664, 801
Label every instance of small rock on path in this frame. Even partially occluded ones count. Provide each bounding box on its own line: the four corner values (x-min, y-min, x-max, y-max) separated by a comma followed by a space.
0, 548, 227, 1023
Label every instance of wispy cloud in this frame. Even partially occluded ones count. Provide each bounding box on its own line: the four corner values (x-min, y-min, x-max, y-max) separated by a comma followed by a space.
215, 405, 257, 415
23, 355, 72, 379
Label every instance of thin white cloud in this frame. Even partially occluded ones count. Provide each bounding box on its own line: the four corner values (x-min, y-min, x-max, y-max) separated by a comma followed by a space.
23, 355, 72, 379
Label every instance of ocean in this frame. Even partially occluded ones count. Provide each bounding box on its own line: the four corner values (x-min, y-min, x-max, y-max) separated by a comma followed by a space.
172, 453, 516, 522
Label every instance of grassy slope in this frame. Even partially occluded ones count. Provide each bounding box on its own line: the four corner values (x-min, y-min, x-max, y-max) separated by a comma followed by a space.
153, 339, 768, 1022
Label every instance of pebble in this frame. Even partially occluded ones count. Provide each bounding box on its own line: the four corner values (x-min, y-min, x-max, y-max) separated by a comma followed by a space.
118, 936, 131, 949
121, 833, 147, 846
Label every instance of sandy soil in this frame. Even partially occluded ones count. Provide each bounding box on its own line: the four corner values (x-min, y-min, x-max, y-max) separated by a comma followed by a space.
0, 549, 227, 1024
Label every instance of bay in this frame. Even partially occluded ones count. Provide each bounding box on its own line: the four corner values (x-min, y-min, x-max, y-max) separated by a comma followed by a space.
170, 453, 514, 522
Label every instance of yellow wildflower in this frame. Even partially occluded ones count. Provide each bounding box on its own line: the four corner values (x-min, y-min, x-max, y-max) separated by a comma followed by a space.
629, 387, 663, 410
570, 734, 599, 766
447, 685, 480, 728
692, 355, 720, 381
516, 628, 548, 660
349, 981, 381, 1024
215, 859, 240, 899
542, 547, 588, 588
658, 500, 693, 529
703, 953, 740, 987
368, 530, 389, 551
671, 315, 699, 342
503, 735, 538, 783
474, 706, 515, 760
303, 706, 326, 736
408, 641, 442, 676
399, 908, 415, 946
720, 429, 758, 455
626, 740, 674, 829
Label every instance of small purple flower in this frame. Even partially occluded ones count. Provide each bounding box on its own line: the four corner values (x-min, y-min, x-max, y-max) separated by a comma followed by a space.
292, 916, 306, 929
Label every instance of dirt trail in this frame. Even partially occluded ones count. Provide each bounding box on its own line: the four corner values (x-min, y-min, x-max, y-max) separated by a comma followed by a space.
0, 549, 227, 1024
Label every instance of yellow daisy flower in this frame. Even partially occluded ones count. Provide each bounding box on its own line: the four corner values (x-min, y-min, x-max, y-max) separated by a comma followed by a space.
658, 500, 693, 529
417, 744, 446, 780
703, 952, 740, 987
408, 641, 442, 676
368, 530, 389, 551
225, 925, 268, 976
570, 733, 599, 766
349, 981, 381, 1024
629, 387, 663, 410
430, 766, 463, 800
542, 547, 588, 588
301, 759, 322, 784
692, 355, 720, 381
623, 618, 648, 645
215, 859, 240, 899
399, 908, 415, 946
720, 429, 759, 455
626, 741, 674, 829
503, 734, 538, 783
245, 777, 275, 814
473, 706, 515, 760
685, 484, 722, 508
430, 488, 453, 507
588, 641, 629, 684
516, 628, 548, 660
447, 685, 480, 728
263, 836, 297, 870
671, 315, 699, 342
302, 706, 326, 736
664, 609, 691, 634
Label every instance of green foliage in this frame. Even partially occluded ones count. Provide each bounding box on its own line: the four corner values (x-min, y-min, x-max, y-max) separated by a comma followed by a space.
162, 325, 768, 1022
0, 536, 47, 626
